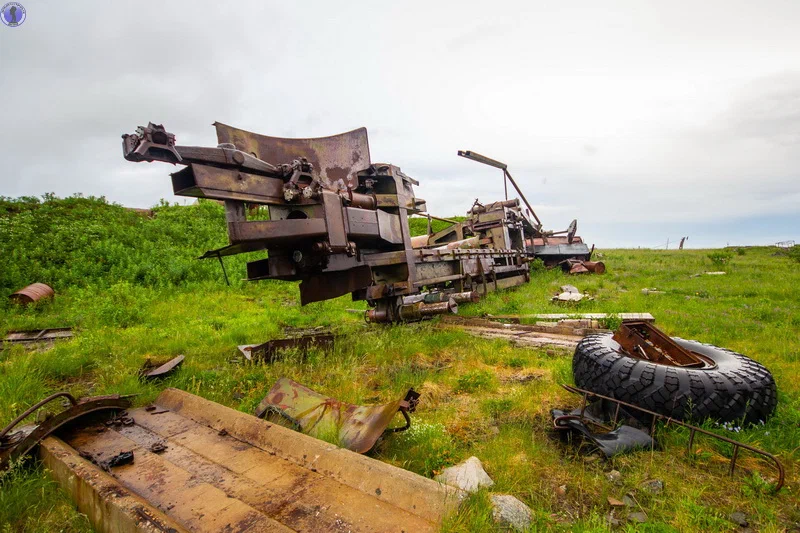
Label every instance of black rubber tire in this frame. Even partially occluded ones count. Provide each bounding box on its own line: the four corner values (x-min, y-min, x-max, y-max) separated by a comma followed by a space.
573, 333, 777, 425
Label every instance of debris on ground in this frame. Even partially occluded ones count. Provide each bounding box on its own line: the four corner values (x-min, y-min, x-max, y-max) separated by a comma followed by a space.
140, 354, 185, 380
101, 450, 134, 471
640, 479, 664, 494
555, 384, 785, 491
41, 388, 459, 531
729, 512, 749, 527
486, 313, 655, 324
0, 392, 132, 472
238, 331, 334, 362
552, 408, 656, 457
705, 271, 727, 275
1, 327, 74, 349
563, 259, 606, 274
640, 287, 664, 295
434, 456, 494, 493
552, 285, 593, 302
490, 494, 533, 531
8, 282, 54, 305
606, 470, 623, 485
628, 511, 648, 523
607, 496, 625, 507
439, 316, 582, 351
254, 377, 418, 453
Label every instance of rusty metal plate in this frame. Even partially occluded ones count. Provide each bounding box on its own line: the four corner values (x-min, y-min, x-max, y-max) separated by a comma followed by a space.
1, 393, 132, 471
140, 354, 185, 380
214, 122, 370, 191
2, 327, 73, 346
41, 388, 459, 533
237, 333, 333, 362
255, 378, 414, 453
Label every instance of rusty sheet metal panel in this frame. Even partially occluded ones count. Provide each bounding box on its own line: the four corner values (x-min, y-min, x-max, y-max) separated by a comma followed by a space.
9, 282, 54, 305
215, 122, 370, 191
41, 388, 460, 533
255, 377, 414, 453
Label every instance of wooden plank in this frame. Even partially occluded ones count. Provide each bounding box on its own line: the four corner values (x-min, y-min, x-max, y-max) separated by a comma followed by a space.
486, 313, 655, 323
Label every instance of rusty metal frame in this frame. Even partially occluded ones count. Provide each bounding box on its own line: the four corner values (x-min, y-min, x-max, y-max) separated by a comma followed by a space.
612, 321, 711, 368
2, 327, 73, 346
1, 393, 133, 470
122, 123, 593, 323
560, 384, 785, 492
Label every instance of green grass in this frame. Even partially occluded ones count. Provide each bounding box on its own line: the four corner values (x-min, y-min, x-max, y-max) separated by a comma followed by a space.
1, 196, 799, 532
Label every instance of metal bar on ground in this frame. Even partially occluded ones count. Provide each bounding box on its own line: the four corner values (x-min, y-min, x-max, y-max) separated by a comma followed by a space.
561, 384, 785, 492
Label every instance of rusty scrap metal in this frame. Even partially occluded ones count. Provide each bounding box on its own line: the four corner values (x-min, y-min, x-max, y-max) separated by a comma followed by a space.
255, 377, 418, 453
122, 123, 594, 323
238, 332, 334, 362
140, 354, 185, 380
564, 259, 606, 274
41, 388, 457, 532
9, 282, 55, 305
613, 321, 709, 368
2, 327, 73, 346
561, 384, 785, 492
0, 393, 132, 471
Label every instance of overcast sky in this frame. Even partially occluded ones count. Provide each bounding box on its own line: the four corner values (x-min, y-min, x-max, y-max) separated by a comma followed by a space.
1, 1, 798, 247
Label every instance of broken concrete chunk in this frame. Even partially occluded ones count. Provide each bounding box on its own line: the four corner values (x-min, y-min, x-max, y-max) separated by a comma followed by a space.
434, 456, 494, 492
490, 494, 532, 532
560, 285, 580, 294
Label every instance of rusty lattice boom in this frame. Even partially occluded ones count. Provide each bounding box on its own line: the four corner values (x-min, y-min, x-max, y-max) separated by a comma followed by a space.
122, 123, 590, 322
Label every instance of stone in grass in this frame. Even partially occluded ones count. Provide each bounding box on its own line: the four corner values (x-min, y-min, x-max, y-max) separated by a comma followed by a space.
434, 456, 494, 493
628, 511, 648, 523
729, 512, 749, 527
640, 479, 664, 494
606, 469, 623, 485
491, 494, 532, 532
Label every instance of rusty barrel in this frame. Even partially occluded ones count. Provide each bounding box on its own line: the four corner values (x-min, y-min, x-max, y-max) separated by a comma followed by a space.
583, 261, 606, 274
9, 283, 54, 305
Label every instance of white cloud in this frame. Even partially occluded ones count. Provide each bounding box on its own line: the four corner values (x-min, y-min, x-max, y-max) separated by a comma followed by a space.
1, 0, 798, 246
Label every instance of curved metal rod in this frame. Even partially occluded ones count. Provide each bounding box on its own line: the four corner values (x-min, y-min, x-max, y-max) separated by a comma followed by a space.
0, 392, 77, 440
561, 384, 785, 492
385, 408, 412, 434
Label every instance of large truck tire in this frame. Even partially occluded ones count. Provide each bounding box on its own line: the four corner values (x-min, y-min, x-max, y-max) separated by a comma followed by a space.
573, 333, 777, 425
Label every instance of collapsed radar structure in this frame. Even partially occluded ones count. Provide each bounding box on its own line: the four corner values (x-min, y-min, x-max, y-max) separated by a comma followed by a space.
122, 123, 592, 322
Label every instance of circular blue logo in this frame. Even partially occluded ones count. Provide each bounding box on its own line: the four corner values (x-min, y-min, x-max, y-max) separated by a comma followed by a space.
1, 2, 26, 27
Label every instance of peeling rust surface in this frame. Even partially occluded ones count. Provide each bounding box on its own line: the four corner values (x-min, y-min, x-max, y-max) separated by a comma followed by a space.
42, 388, 458, 533
214, 122, 370, 191
254, 377, 414, 453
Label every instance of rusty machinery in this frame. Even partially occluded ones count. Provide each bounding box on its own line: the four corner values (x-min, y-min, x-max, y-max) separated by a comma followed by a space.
122, 123, 589, 322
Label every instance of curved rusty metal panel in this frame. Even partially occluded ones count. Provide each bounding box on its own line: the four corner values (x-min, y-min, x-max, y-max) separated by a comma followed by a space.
214, 122, 370, 190
9, 282, 54, 305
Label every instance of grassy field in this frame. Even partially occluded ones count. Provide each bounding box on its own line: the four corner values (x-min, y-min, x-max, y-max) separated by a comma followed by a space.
0, 196, 798, 532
